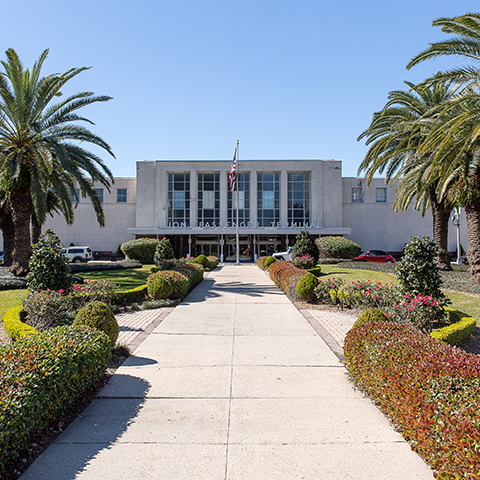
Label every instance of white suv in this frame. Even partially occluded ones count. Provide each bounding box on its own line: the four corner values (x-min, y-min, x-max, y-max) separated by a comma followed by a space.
62, 246, 93, 263
272, 247, 293, 261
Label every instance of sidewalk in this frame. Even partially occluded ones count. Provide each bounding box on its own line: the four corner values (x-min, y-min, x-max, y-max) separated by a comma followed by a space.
20, 265, 434, 479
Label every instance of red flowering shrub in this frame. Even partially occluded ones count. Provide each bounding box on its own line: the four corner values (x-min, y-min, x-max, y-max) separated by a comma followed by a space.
344, 322, 480, 479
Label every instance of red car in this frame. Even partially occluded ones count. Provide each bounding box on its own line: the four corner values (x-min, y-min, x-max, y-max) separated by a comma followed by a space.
356, 250, 396, 263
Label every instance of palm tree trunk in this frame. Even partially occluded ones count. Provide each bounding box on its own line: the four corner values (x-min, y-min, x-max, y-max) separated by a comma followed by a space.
9, 186, 32, 276
465, 198, 480, 281
0, 206, 14, 266
428, 187, 452, 271
31, 213, 42, 245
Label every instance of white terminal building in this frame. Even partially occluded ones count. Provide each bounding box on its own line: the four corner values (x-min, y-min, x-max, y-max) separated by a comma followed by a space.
44, 159, 467, 261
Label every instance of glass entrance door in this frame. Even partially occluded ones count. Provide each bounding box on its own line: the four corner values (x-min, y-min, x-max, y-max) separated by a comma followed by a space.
226, 236, 251, 261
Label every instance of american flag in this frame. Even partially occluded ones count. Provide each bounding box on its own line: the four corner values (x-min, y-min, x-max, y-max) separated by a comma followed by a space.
229, 148, 237, 193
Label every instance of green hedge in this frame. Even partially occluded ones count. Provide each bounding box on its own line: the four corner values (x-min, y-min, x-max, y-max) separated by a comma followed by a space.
431, 312, 477, 346
0, 325, 111, 470
257, 256, 269, 270
112, 285, 148, 304
344, 321, 480, 478
3, 305, 36, 340
267, 261, 307, 300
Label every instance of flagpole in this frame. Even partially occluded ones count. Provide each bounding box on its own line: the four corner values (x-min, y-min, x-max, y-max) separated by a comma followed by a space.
235, 140, 240, 265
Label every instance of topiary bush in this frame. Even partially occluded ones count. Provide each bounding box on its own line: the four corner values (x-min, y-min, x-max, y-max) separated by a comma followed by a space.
120, 238, 160, 263
316, 236, 361, 259
147, 270, 189, 300
395, 236, 444, 299
0, 325, 111, 471
292, 230, 319, 264
295, 272, 318, 302
73, 301, 119, 346
307, 267, 321, 277
26, 229, 72, 293
265, 256, 276, 268
147, 272, 173, 300
192, 254, 209, 268
352, 307, 388, 329
206, 256, 219, 270
344, 321, 480, 478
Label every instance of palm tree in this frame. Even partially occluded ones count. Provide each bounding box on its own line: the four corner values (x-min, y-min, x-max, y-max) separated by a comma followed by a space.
406, 12, 480, 279
358, 81, 457, 270
0, 48, 115, 276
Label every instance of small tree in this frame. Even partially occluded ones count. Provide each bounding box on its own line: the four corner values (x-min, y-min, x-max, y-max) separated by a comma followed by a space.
26, 229, 72, 293
292, 230, 319, 264
395, 236, 444, 299
154, 238, 175, 269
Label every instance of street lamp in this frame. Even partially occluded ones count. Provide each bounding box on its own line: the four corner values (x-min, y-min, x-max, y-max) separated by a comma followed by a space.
451, 207, 461, 264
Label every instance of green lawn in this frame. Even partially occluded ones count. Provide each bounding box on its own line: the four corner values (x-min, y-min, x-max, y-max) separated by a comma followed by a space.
79, 264, 155, 289
0, 289, 27, 321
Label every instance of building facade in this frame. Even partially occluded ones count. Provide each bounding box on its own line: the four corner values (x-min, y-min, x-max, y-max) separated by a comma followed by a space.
44, 159, 468, 260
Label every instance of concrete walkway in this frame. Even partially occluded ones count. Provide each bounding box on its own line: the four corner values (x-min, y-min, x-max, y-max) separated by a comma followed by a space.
20, 265, 434, 479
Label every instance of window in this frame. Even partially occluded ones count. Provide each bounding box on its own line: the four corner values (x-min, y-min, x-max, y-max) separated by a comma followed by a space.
257, 172, 280, 226
228, 172, 250, 224
351, 187, 363, 203
116, 188, 127, 203
168, 172, 190, 226
376, 188, 387, 203
288, 172, 310, 224
198, 172, 220, 226
94, 188, 104, 203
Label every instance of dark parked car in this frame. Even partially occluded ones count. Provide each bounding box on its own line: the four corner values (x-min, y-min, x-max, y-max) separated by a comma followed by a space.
355, 250, 396, 263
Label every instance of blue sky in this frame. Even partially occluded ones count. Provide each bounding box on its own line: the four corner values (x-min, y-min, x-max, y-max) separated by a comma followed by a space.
1, 1, 478, 177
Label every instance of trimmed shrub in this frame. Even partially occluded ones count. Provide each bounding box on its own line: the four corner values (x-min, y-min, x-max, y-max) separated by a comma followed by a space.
292, 230, 319, 264
120, 238, 160, 263
73, 301, 119, 346
431, 308, 477, 346
154, 238, 174, 266
395, 236, 444, 299
257, 256, 269, 270
0, 325, 111, 471
206, 256, 219, 270
295, 272, 318, 302
306, 267, 321, 277
193, 254, 209, 268
265, 256, 276, 268
112, 285, 148, 304
147, 270, 189, 300
147, 272, 173, 300
27, 229, 72, 293
174, 263, 204, 290
344, 321, 480, 478
3, 305, 36, 340
352, 307, 388, 329
269, 260, 308, 300
316, 236, 361, 259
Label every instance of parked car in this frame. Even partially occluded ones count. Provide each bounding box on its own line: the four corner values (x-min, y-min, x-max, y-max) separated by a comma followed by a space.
61, 246, 93, 263
355, 250, 396, 263
272, 247, 293, 261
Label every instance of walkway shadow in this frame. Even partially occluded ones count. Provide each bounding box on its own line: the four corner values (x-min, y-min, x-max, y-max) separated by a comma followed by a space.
183, 280, 284, 303
21, 375, 150, 480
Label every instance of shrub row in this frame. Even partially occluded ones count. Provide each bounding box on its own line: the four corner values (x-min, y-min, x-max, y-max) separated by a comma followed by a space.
431, 311, 476, 346
0, 325, 111, 471
256, 256, 269, 269
112, 285, 148, 304
344, 321, 480, 478
147, 264, 204, 300
268, 261, 309, 300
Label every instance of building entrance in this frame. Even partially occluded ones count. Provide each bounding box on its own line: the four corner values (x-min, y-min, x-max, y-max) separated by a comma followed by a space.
226, 235, 252, 261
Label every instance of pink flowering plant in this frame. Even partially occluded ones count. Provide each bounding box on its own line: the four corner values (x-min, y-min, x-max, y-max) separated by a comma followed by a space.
342, 281, 400, 310
291, 254, 316, 270
69, 279, 118, 309
22, 289, 70, 331
314, 277, 344, 304
385, 294, 448, 333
